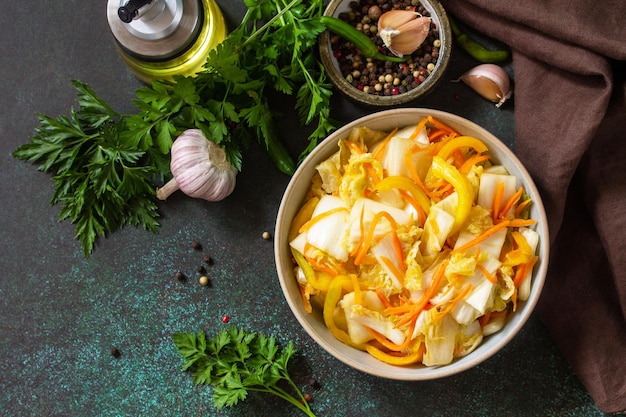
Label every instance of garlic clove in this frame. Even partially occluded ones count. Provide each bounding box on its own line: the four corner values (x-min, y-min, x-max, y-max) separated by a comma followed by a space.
458, 64, 512, 107
157, 129, 237, 202
378, 10, 431, 57
379, 10, 421, 29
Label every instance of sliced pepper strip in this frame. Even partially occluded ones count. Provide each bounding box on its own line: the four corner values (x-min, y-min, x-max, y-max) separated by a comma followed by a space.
323, 277, 364, 349
374, 175, 431, 217
435, 135, 489, 162
365, 342, 425, 365
291, 248, 332, 291
430, 156, 474, 235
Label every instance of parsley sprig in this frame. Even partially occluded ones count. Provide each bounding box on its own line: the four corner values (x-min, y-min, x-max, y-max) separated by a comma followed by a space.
173, 327, 316, 416
13, 0, 336, 256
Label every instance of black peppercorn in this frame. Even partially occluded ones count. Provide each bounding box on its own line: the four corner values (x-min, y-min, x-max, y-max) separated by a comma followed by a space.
111, 347, 121, 358
191, 241, 202, 250
330, 0, 440, 97
175, 271, 186, 282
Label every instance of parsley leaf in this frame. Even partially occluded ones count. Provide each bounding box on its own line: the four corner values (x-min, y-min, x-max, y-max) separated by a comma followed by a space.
13, 0, 338, 256
173, 327, 316, 416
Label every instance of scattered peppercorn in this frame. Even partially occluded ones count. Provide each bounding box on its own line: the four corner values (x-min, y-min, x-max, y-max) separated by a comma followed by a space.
199, 276, 209, 286
110, 347, 121, 358
308, 378, 321, 390
197, 265, 206, 274
191, 241, 202, 250
203, 255, 213, 265
174, 271, 186, 282
262, 231, 272, 240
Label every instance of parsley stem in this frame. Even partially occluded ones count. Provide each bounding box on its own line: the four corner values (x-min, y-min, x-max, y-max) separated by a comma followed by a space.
242, 0, 300, 47
248, 386, 316, 417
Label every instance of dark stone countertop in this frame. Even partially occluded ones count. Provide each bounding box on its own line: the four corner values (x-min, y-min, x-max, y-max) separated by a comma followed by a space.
0, 1, 609, 416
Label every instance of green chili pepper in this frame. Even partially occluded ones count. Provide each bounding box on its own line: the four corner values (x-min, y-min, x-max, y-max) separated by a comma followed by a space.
320, 16, 409, 63
449, 16, 511, 63
266, 132, 296, 175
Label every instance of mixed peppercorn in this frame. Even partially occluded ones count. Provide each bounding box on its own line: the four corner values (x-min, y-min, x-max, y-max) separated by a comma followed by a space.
331, 0, 441, 96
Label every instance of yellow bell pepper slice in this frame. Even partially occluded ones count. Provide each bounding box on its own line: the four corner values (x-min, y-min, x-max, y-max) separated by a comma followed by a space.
435, 135, 488, 161
323, 276, 363, 349
365, 342, 425, 366
374, 175, 431, 216
288, 196, 319, 241
430, 156, 474, 234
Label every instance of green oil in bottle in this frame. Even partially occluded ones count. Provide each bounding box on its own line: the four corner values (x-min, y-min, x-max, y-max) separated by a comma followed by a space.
107, 0, 226, 83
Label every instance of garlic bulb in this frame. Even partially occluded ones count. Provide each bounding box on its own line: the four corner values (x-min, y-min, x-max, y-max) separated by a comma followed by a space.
157, 129, 237, 202
458, 64, 512, 108
378, 10, 431, 57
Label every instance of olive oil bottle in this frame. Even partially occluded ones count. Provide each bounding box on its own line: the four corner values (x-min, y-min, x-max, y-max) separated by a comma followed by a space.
107, 0, 226, 83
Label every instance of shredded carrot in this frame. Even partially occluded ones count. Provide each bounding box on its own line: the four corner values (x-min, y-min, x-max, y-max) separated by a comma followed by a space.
398, 189, 426, 226
404, 149, 433, 199
427, 135, 454, 155
477, 264, 498, 284
428, 129, 449, 143
451, 220, 510, 255
432, 283, 472, 321
451, 148, 466, 168
427, 115, 459, 136
298, 207, 348, 233
372, 127, 398, 161
304, 253, 339, 276
508, 218, 537, 227
409, 117, 429, 141
375, 290, 393, 308
513, 256, 538, 288
393, 261, 448, 326
492, 180, 505, 222
365, 163, 382, 186
498, 186, 523, 220
459, 154, 491, 175
346, 140, 365, 155
514, 198, 532, 218
479, 309, 507, 328
380, 256, 405, 286
354, 211, 399, 266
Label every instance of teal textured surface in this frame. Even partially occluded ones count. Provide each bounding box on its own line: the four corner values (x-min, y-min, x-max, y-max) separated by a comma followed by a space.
0, 1, 611, 416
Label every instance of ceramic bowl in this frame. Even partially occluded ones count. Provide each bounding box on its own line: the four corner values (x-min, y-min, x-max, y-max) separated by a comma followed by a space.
319, 0, 452, 107
274, 108, 549, 380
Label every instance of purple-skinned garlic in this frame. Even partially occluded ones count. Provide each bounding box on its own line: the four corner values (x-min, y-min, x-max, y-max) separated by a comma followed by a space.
157, 129, 237, 202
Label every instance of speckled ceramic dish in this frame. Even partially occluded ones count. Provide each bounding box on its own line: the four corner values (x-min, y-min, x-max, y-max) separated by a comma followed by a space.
319, 0, 452, 107
274, 108, 549, 380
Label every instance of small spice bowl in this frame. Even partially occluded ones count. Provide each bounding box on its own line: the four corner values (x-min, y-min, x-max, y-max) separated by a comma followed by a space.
274, 108, 549, 379
320, 0, 452, 107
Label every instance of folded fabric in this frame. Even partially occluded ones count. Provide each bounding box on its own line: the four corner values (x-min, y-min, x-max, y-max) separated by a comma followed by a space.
439, 0, 626, 412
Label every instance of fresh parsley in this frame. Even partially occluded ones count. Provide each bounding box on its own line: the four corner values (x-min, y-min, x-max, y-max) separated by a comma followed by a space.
13, 0, 336, 256
173, 327, 317, 416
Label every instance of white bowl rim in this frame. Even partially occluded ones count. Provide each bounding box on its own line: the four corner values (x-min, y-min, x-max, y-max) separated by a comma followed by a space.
275, 108, 549, 380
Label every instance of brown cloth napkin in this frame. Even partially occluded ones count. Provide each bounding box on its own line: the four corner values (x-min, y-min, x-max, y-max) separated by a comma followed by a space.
439, 0, 626, 413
